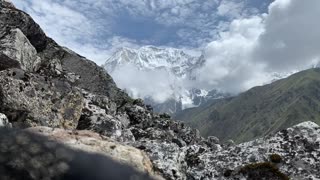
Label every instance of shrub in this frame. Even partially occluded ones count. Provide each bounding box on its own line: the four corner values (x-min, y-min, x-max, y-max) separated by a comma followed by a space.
132, 98, 144, 106
270, 154, 282, 163
159, 113, 171, 119
239, 162, 289, 180
223, 169, 233, 177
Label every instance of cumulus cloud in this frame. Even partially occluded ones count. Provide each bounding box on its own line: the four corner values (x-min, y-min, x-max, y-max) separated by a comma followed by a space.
254, 0, 320, 71
195, 16, 267, 92
196, 0, 320, 93
110, 64, 186, 103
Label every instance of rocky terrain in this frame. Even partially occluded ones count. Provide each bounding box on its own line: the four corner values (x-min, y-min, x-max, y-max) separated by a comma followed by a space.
0, 1, 320, 179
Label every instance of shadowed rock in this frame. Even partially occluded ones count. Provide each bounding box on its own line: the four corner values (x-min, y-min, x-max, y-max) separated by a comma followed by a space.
0, 53, 20, 71
0, 127, 157, 180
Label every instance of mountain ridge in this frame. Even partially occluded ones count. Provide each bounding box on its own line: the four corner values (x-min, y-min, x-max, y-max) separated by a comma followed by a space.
104, 46, 205, 78
175, 68, 320, 143
103, 46, 231, 114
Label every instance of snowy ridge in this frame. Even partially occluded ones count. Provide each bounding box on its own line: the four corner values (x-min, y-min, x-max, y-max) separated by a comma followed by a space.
103, 46, 230, 114
104, 46, 205, 78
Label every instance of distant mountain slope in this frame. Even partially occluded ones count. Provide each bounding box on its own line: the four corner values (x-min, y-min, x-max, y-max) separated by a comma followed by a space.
175, 68, 320, 143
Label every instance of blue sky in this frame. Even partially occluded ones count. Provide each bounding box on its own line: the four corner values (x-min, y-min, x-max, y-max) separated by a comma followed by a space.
11, 0, 272, 64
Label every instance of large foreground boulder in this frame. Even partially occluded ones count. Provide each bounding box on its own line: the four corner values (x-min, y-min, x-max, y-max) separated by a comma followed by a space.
27, 126, 158, 177
0, 127, 157, 180
0, 68, 84, 129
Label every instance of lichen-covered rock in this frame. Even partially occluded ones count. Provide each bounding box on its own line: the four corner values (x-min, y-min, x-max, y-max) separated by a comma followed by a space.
0, 68, 84, 129
0, 28, 41, 71
132, 140, 187, 180
0, 1, 49, 52
185, 121, 320, 179
77, 90, 134, 142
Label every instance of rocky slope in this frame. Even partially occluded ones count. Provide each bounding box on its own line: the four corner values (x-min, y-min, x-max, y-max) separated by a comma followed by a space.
0, 1, 320, 179
176, 68, 320, 143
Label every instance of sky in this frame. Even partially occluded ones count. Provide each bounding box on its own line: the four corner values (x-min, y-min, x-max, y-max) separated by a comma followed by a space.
10, 0, 320, 101
11, 0, 271, 64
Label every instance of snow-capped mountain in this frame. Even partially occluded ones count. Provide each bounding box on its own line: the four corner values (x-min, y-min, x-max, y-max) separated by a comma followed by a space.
103, 46, 230, 114
104, 46, 205, 78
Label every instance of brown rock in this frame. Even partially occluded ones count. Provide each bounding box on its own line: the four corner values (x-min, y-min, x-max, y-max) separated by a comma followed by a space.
27, 126, 157, 176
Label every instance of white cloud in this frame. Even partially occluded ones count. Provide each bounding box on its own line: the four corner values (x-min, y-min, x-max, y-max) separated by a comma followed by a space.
217, 0, 245, 18
196, 16, 267, 92
11, 0, 259, 65
110, 64, 185, 103
254, 0, 320, 71
196, 0, 320, 93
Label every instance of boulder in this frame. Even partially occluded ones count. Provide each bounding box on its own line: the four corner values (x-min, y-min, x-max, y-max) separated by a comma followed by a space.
0, 127, 157, 180
0, 2, 49, 52
77, 90, 134, 142
132, 140, 187, 180
0, 68, 84, 129
0, 28, 41, 71
27, 126, 158, 177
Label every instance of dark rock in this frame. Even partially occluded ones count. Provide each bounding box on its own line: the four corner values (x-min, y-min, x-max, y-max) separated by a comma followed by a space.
0, 68, 84, 129
0, 53, 20, 71
0, 2, 49, 52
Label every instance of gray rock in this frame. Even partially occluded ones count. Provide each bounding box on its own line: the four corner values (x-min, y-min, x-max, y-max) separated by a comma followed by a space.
0, 53, 20, 71
0, 68, 84, 129
0, 2, 130, 103
77, 90, 134, 142
132, 140, 187, 180
0, 3, 48, 52
186, 121, 320, 179
0, 28, 41, 71
39, 46, 131, 104
207, 136, 220, 145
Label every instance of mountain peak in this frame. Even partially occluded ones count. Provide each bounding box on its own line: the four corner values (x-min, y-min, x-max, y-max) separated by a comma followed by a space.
104, 46, 205, 77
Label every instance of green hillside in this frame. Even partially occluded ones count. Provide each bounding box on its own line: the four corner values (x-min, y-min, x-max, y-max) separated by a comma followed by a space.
175, 68, 320, 143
